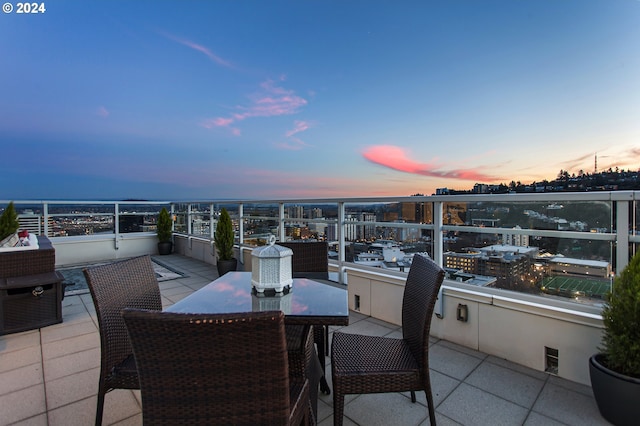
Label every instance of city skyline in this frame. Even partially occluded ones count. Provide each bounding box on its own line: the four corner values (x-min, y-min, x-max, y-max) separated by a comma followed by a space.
1, 0, 639, 200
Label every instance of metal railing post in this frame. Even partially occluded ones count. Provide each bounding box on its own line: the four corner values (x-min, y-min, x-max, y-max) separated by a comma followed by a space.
616, 199, 630, 275
279, 203, 285, 241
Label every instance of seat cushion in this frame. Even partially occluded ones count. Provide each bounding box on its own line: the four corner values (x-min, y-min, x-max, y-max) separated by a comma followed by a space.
332, 332, 419, 374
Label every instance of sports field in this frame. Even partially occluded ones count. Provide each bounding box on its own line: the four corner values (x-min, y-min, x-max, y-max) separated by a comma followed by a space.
540, 276, 610, 299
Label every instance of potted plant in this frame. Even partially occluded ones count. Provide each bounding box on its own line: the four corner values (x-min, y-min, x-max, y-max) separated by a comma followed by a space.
589, 251, 640, 426
214, 207, 237, 276
156, 207, 173, 255
0, 201, 20, 246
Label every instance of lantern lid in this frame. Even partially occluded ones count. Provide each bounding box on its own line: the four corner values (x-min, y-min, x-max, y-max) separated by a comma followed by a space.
252, 235, 293, 258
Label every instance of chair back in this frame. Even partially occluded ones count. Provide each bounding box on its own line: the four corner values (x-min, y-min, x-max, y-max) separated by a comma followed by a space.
278, 241, 329, 280
122, 309, 293, 425
401, 254, 445, 368
83, 255, 162, 382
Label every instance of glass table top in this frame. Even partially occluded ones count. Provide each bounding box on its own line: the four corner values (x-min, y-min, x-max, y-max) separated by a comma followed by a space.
166, 272, 349, 326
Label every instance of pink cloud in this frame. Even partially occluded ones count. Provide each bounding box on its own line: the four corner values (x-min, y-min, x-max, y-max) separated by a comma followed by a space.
276, 138, 306, 151
96, 106, 109, 117
285, 120, 310, 138
201, 79, 308, 134
274, 121, 313, 150
161, 32, 233, 68
362, 145, 501, 182
201, 117, 234, 128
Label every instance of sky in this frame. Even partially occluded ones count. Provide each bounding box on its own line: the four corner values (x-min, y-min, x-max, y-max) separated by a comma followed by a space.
1, 0, 639, 201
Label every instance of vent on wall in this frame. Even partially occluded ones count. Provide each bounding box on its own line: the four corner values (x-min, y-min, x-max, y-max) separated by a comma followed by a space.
545, 347, 559, 374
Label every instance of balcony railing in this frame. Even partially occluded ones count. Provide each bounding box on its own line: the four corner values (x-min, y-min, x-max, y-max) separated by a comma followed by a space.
3, 191, 638, 385
171, 192, 637, 306
3, 192, 639, 307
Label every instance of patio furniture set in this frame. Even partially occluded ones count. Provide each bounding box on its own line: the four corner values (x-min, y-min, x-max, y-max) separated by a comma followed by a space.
14, 238, 444, 425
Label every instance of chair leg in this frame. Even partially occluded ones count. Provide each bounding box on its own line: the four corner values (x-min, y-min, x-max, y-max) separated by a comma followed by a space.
424, 381, 437, 425
315, 326, 331, 395
324, 326, 329, 356
95, 387, 106, 426
332, 391, 345, 426
411, 390, 416, 403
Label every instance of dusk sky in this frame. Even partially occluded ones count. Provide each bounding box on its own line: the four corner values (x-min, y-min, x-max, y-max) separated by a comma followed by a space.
1, 0, 639, 201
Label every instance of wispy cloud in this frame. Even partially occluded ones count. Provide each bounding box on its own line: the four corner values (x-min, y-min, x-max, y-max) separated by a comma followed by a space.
285, 120, 310, 137
558, 152, 595, 172
161, 31, 233, 68
201, 79, 308, 135
556, 146, 640, 175
362, 145, 502, 182
96, 106, 109, 117
276, 120, 312, 150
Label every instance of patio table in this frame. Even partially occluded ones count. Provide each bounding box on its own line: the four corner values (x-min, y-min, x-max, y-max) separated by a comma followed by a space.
166, 271, 349, 395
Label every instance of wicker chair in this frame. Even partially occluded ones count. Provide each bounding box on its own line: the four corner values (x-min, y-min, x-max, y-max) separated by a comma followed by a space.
83, 255, 162, 426
278, 241, 331, 393
122, 309, 311, 426
331, 254, 445, 426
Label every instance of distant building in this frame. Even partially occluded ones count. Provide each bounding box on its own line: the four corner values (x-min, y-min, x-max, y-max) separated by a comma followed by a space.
471, 218, 499, 227
445, 244, 538, 290
503, 226, 529, 247
549, 257, 610, 278
358, 212, 376, 240
479, 244, 539, 258
444, 250, 482, 274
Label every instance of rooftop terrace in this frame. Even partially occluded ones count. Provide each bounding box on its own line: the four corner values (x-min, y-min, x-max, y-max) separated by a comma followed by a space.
0, 254, 610, 426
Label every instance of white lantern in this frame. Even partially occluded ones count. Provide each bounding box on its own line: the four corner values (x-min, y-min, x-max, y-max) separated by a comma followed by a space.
251, 235, 293, 293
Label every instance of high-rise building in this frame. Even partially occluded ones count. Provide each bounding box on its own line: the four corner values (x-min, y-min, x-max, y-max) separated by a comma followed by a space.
503, 225, 529, 247
287, 205, 304, 219
358, 212, 376, 240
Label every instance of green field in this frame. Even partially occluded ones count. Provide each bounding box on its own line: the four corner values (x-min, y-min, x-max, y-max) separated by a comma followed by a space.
541, 276, 611, 299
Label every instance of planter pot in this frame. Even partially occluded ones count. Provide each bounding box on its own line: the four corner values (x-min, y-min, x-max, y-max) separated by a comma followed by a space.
216, 258, 238, 276
589, 353, 640, 426
157, 241, 173, 255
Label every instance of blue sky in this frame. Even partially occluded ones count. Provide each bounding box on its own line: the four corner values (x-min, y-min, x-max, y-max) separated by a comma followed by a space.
1, 0, 638, 200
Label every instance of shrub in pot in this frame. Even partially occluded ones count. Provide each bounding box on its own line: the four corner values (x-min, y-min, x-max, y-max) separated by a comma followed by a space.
589, 250, 640, 426
214, 208, 237, 276
0, 201, 20, 246
156, 207, 173, 255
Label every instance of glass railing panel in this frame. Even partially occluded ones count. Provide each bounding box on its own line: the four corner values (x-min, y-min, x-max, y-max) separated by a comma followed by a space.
344, 201, 389, 225
343, 223, 434, 271
46, 203, 115, 237
171, 202, 190, 233
279, 202, 339, 243
443, 229, 613, 306
243, 203, 279, 218
282, 202, 338, 220
244, 217, 280, 246
117, 203, 166, 234
242, 203, 280, 245
345, 200, 432, 224
445, 200, 613, 232
186, 203, 213, 237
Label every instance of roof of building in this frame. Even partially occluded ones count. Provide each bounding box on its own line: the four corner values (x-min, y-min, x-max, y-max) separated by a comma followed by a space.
549, 257, 610, 268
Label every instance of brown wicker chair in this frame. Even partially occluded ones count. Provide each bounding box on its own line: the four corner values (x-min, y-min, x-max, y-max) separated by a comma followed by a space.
122, 309, 311, 426
330, 253, 445, 426
285, 323, 320, 423
83, 255, 162, 426
279, 241, 331, 393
